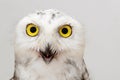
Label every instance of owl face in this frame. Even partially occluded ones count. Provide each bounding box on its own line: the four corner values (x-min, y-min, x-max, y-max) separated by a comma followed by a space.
15, 9, 85, 64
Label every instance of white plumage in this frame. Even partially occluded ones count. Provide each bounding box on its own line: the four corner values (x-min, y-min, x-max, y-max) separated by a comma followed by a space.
11, 9, 90, 80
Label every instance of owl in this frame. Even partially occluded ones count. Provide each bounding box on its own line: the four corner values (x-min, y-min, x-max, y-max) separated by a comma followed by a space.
10, 9, 90, 80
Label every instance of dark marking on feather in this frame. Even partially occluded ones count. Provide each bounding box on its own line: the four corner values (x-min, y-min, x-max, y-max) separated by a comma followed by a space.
48, 13, 56, 24
24, 58, 31, 67
51, 13, 56, 19
65, 59, 78, 69
65, 59, 82, 80
81, 60, 90, 80
81, 74, 85, 80
65, 59, 90, 80
73, 76, 81, 80
10, 74, 18, 80
37, 12, 45, 15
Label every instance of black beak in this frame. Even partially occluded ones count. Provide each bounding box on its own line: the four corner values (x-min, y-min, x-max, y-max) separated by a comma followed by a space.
39, 44, 56, 63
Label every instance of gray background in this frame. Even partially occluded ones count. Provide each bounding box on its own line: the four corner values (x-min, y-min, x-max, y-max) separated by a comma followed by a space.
0, 0, 120, 80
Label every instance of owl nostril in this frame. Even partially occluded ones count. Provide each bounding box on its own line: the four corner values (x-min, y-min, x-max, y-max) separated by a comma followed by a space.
39, 51, 55, 63
42, 53, 52, 58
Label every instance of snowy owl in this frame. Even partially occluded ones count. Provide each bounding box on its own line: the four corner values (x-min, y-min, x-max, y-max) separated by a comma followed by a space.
10, 9, 90, 80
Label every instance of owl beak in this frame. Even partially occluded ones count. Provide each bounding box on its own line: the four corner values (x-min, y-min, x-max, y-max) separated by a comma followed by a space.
39, 45, 57, 63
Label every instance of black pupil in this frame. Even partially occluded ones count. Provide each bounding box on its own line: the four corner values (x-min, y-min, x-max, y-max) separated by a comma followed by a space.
30, 27, 36, 33
62, 28, 68, 34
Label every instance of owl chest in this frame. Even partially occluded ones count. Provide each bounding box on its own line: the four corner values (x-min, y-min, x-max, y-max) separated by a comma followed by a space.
15, 64, 82, 80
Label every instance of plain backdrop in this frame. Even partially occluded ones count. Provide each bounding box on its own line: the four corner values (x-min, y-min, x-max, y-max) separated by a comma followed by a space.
0, 0, 120, 80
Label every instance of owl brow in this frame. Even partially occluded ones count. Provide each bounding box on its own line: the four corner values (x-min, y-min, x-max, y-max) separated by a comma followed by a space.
27, 17, 40, 26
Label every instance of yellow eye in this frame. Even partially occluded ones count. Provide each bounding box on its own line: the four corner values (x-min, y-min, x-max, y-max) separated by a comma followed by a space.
59, 25, 72, 38
26, 23, 39, 37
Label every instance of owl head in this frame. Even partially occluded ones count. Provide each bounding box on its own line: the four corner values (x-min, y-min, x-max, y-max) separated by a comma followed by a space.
14, 9, 85, 65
